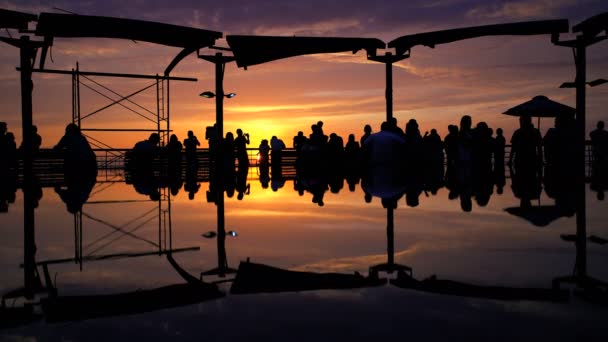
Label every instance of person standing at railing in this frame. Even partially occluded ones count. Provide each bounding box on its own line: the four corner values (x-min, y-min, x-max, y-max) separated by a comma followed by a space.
235, 128, 250, 170
167, 134, 183, 169
590, 120, 608, 200
493, 128, 506, 171
270, 136, 286, 168
2, 132, 17, 172
590, 120, 608, 168
19, 125, 41, 155
183, 130, 200, 167
54, 123, 97, 181
258, 139, 270, 168
0, 122, 10, 174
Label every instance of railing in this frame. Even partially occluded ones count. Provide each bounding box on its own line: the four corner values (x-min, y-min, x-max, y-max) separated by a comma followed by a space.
10, 142, 597, 179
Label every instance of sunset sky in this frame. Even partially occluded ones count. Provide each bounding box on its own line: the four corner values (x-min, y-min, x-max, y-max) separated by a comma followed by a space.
1, 0, 607, 149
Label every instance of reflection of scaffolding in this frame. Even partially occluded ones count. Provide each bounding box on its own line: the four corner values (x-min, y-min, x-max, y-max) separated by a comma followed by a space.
55, 171, 174, 269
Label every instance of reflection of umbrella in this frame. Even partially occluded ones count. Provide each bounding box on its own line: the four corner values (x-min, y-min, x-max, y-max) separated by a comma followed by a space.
503, 95, 575, 129
504, 205, 573, 227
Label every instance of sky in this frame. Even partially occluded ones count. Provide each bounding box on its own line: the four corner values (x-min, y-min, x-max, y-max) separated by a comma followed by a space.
1, 0, 607, 149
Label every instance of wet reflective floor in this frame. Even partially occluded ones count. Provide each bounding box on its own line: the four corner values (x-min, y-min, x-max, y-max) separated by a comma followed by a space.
1, 166, 608, 341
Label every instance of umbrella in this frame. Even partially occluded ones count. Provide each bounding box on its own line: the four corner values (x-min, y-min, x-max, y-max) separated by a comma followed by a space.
504, 205, 573, 227
503, 95, 575, 129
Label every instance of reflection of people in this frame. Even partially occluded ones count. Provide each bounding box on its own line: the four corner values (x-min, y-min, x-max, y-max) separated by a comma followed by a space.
236, 166, 250, 200
0, 169, 17, 213
55, 172, 96, 214
184, 165, 200, 200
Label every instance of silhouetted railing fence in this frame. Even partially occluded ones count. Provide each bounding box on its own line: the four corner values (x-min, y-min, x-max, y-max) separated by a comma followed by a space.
13, 142, 595, 174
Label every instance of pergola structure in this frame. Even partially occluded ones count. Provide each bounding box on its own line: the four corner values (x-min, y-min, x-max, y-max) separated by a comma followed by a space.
0, 8, 221, 298
2, 7, 607, 302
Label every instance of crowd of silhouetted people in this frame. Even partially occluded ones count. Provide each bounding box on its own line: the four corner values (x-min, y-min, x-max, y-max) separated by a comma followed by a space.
2, 116, 608, 212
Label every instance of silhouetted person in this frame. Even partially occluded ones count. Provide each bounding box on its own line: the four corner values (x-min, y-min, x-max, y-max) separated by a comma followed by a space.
423, 129, 444, 193
309, 124, 327, 147
389, 117, 404, 136
184, 130, 200, 165
344, 133, 361, 167
54, 123, 97, 180
0, 121, 6, 139
19, 125, 41, 154
360, 124, 372, 146
444, 124, 459, 169
2, 132, 18, 172
293, 131, 307, 154
167, 134, 183, 168
270, 136, 285, 167
130, 132, 160, 170
423, 129, 444, 170
589, 121, 608, 201
0, 124, 17, 175
404, 119, 423, 170
509, 116, 542, 172
458, 115, 474, 169
363, 121, 405, 169
590, 120, 608, 168
328, 133, 344, 165
258, 139, 270, 169
494, 128, 505, 171
472, 122, 493, 172
235, 128, 250, 170
205, 124, 218, 167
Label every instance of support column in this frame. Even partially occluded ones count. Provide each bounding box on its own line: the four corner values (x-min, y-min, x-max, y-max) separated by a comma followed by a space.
214, 52, 225, 249
385, 52, 393, 122
574, 38, 587, 281
19, 36, 37, 293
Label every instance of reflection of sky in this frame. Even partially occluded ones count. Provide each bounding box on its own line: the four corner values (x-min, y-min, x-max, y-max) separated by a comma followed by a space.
1, 172, 608, 339
2, 174, 608, 297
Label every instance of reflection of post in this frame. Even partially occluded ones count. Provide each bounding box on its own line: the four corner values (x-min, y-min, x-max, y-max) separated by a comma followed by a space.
387, 207, 394, 268
369, 205, 412, 278
201, 190, 236, 278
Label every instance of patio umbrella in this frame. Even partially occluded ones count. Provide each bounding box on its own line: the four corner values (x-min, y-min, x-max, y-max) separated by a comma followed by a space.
503, 95, 575, 130
504, 204, 573, 227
